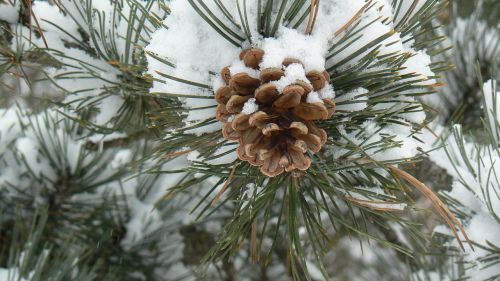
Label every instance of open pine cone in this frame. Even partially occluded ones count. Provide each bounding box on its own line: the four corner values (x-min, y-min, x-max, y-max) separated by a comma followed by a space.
215, 48, 335, 177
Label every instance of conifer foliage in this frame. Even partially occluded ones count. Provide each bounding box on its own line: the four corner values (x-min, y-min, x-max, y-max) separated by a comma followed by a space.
0, 0, 499, 280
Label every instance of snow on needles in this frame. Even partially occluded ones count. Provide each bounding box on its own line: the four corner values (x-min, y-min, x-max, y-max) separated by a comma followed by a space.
260, 28, 328, 72
146, 0, 436, 165
430, 123, 500, 280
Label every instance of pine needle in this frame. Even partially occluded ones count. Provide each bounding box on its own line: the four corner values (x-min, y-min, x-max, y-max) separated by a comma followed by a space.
305, 0, 320, 35
211, 163, 238, 206
387, 165, 473, 251
344, 196, 405, 212
161, 148, 193, 160
251, 220, 259, 263
28, 0, 49, 48
334, 1, 371, 36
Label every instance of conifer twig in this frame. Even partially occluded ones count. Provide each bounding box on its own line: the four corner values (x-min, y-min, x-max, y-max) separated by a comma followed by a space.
387, 165, 473, 251
344, 196, 405, 212
251, 220, 258, 263
211, 163, 237, 206
305, 0, 320, 34
334, 1, 371, 36
26, 0, 49, 48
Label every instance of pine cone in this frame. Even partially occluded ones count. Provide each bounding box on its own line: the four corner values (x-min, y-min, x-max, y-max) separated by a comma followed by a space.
215, 48, 335, 177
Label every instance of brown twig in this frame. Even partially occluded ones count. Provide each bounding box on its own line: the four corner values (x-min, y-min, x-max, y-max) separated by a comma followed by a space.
161, 148, 193, 160
25, 0, 49, 48
387, 165, 473, 251
334, 1, 371, 36
251, 220, 259, 263
85, 130, 147, 151
345, 196, 405, 212
51, 0, 65, 14
305, 0, 320, 35
211, 163, 238, 206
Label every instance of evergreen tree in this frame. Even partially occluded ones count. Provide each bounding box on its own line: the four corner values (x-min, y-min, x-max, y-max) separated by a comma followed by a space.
0, 0, 498, 280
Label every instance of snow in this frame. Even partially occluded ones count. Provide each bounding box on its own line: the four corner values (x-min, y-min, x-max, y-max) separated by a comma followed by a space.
16, 137, 46, 177
429, 121, 500, 281
144, 0, 435, 170
142, 2, 437, 185
430, 124, 500, 221
146, 0, 239, 84
242, 98, 259, 115
260, 28, 328, 72
186, 151, 200, 164
318, 84, 335, 100
306, 92, 323, 104
412, 270, 451, 281
111, 149, 133, 169
333, 121, 420, 162
275, 63, 311, 93
87, 132, 128, 144
425, 16, 500, 115
394, 0, 427, 24
229, 60, 260, 79
1, 0, 168, 128
240, 183, 264, 210
188, 145, 237, 166
306, 261, 324, 280
184, 122, 222, 136
0, 108, 23, 154
335, 88, 369, 112
0, 1, 20, 23
0, 267, 27, 281
483, 80, 500, 143
341, 186, 407, 211
31, 1, 80, 44
401, 50, 436, 86
2, 0, 496, 280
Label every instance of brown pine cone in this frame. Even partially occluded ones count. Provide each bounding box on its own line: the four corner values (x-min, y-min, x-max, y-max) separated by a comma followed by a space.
215, 48, 335, 177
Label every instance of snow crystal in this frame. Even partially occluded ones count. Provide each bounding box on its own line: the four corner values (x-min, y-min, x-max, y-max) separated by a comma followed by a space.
483, 80, 499, 142
318, 84, 335, 100
394, 0, 426, 24
187, 150, 201, 162
0, 1, 20, 23
122, 156, 190, 247
16, 137, 45, 177
146, 0, 239, 84
412, 270, 451, 281
260, 28, 328, 72
206, 144, 238, 165
335, 88, 369, 112
244, 183, 262, 198
275, 63, 311, 93
342, 186, 407, 211
185, 122, 222, 136
0, 267, 27, 281
242, 98, 259, 115
111, 149, 133, 169
145, 0, 436, 169
305, 262, 324, 280
0, 108, 23, 154
229, 60, 260, 79
429, 121, 500, 281
31, 1, 79, 44
87, 132, 128, 144
401, 50, 436, 86
187, 144, 238, 166
336, 121, 419, 162
306, 92, 323, 104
